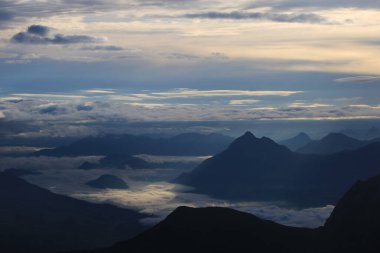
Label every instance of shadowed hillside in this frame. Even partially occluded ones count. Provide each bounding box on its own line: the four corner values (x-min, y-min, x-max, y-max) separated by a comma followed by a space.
0, 172, 148, 253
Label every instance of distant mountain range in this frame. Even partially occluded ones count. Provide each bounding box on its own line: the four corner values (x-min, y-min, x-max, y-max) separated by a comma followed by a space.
34, 133, 234, 157
85, 174, 380, 253
79, 154, 154, 170
279, 132, 312, 151
0, 172, 147, 253
296, 132, 380, 154
176, 131, 380, 207
340, 126, 380, 140
280, 132, 380, 154
78, 153, 202, 170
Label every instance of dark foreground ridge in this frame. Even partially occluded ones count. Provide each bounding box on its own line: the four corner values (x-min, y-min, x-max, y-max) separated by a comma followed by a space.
84, 174, 380, 253
0, 172, 148, 253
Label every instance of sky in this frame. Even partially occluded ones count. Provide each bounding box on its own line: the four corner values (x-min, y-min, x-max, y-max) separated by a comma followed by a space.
1, 0, 380, 137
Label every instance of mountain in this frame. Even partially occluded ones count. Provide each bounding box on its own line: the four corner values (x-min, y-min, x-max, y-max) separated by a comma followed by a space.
279, 132, 312, 151
296, 133, 367, 154
89, 206, 319, 253
0, 172, 147, 253
34, 133, 233, 157
323, 174, 380, 252
176, 132, 380, 207
86, 175, 129, 189
341, 126, 380, 140
84, 174, 380, 253
3, 167, 41, 176
79, 154, 154, 170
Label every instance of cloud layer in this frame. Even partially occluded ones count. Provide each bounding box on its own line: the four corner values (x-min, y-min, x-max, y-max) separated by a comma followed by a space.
182, 11, 332, 24
0, 154, 333, 229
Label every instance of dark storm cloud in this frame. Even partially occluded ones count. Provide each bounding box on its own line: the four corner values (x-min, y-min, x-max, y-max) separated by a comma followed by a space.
182, 11, 332, 24
11, 25, 105, 45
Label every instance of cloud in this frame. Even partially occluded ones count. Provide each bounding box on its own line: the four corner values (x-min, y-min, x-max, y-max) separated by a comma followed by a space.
289, 103, 332, 108
76, 104, 94, 111
229, 99, 261, 105
11, 25, 105, 45
13, 93, 86, 99
141, 89, 303, 99
182, 11, 333, 24
164, 53, 201, 60
73, 180, 334, 228
108, 89, 302, 102
349, 104, 380, 109
81, 45, 124, 51
248, 0, 380, 10
2, 87, 380, 138
84, 89, 116, 94
124, 102, 172, 109
27, 25, 50, 36
0, 9, 14, 21
38, 104, 68, 115
334, 76, 380, 83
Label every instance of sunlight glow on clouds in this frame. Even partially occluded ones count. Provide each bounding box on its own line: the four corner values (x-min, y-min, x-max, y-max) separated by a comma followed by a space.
83, 89, 116, 94
13, 93, 87, 99
334, 76, 380, 83
229, 99, 261, 105
289, 103, 332, 108
138, 89, 303, 99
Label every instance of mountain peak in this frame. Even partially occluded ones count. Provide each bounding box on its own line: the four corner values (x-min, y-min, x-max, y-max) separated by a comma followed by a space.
324, 132, 347, 138
229, 131, 289, 153
242, 131, 256, 138
86, 174, 129, 189
297, 132, 311, 138
279, 132, 312, 151
297, 132, 365, 154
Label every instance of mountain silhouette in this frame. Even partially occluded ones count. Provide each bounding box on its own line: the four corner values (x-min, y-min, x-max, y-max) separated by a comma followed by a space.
88, 206, 319, 253
176, 131, 380, 207
84, 175, 380, 253
322, 174, 380, 252
279, 132, 312, 151
0, 172, 147, 253
35, 133, 233, 157
296, 133, 368, 154
79, 154, 154, 170
86, 174, 129, 189
3, 167, 41, 176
